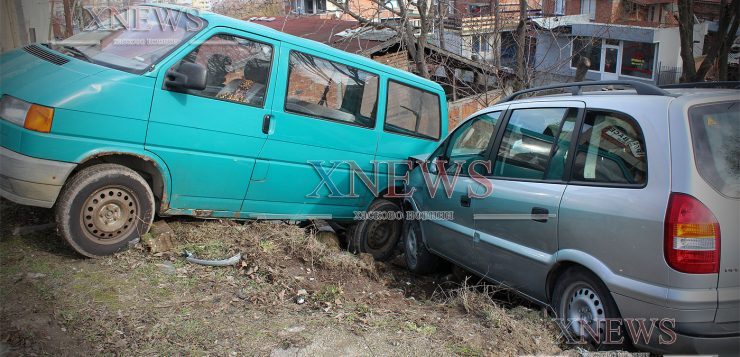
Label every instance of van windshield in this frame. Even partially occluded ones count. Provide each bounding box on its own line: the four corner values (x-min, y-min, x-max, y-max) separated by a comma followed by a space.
52, 6, 206, 73
689, 101, 740, 198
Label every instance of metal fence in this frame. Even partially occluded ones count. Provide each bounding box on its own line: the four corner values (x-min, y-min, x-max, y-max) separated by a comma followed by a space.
656, 63, 682, 85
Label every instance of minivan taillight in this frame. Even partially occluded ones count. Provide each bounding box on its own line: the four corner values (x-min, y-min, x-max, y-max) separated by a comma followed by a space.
664, 193, 720, 274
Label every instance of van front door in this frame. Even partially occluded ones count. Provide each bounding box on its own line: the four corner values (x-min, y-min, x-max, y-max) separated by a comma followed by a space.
146, 28, 279, 213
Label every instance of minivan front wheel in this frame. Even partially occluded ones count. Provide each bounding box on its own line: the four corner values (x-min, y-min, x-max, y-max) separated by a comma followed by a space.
56, 164, 155, 258
347, 198, 402, 261
552, 267, 629, 350
403, 219, 441, 274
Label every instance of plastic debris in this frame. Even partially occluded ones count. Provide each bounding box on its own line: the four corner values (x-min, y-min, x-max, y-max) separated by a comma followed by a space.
182, 250, 242, 267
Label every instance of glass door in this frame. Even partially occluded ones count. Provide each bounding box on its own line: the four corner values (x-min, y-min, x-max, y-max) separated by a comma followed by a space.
600, 45, 620, 80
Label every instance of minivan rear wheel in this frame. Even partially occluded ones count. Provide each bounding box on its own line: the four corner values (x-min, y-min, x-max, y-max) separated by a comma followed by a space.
56, 164, 155, 258
347, 198, 402, 261
552, 267, 630, 350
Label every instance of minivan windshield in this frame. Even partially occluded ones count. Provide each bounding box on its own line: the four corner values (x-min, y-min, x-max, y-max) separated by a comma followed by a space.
52, 6, 206, 73
689, 101, 740, 198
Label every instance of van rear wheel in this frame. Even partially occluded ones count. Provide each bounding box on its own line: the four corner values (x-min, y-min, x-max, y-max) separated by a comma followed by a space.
552, 267, 630, 350
347, 198, 402, 261
56, 164, 155, 258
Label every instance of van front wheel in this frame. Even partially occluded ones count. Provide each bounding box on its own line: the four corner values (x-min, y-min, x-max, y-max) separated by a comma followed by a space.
347, 198, 402, 261
56, 164, 155, 258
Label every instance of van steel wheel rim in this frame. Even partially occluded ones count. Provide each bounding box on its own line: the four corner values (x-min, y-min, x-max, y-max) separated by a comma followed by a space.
563, 283, 605, 340
367, 219, 398, 251
406, 228, 418, 267
80, 186, 139, 244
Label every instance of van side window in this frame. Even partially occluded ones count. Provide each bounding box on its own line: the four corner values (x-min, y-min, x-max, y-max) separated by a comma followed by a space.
285, 51, 378, 128
572, 110, 647, 185
493, 108, 572, 180
385, 81, 441, 140
173, 34, 273, 107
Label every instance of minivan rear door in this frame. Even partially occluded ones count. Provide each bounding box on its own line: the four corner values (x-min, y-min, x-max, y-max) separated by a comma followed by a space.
684, 100, 740, 323
472, 101, 584, 301
147, 27, 279, 212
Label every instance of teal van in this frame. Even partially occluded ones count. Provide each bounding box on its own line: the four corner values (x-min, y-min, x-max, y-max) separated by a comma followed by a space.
0, 4, 447, 258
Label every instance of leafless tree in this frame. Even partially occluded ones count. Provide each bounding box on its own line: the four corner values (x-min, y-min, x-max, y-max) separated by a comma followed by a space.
678, 0, 739, 82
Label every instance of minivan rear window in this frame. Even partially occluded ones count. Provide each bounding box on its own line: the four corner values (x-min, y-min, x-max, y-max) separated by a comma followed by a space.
689, 101, 740, 198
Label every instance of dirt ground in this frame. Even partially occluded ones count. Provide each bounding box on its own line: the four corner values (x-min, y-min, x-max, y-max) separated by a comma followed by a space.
1, 198, 591, 356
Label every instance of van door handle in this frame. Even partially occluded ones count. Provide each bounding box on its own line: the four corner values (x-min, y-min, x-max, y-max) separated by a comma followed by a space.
531, 207, 548, 223
262, 114, 271, 134
460, 195, 471, 207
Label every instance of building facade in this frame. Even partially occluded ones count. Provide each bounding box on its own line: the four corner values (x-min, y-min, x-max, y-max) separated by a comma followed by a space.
533, 0, 710, 85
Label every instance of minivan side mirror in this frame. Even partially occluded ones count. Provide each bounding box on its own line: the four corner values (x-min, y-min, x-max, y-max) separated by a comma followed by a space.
164, 62, 207, 91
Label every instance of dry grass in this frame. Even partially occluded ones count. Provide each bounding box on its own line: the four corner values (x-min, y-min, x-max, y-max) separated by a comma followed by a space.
172, 220, 377, 280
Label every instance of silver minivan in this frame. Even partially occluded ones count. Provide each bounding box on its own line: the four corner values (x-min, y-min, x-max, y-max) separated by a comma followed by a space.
402, 81, 739, 355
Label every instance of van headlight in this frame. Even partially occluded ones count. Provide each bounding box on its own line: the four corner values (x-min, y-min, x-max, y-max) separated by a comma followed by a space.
0, 95, 54, 133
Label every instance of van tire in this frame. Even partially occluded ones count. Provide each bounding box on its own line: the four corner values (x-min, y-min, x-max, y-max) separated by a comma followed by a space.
403, 219, 441, 274
552, 267, 630, 350
347, 198, 402, 261
56, 164, 155, 258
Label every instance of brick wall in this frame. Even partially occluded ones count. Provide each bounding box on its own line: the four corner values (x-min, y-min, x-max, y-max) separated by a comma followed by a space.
371, 51, 410, 71
447, 90, 502, 130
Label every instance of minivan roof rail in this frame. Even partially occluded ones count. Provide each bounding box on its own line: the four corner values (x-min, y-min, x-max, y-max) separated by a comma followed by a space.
660, 81, 740, 89
499, 80, 671, 103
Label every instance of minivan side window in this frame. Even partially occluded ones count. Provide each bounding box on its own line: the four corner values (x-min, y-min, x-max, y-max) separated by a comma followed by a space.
173, 34, 273, 107
444, 112, 500, 175
493, 108, 574, 180
572, 110, 647, 185
285, 51, 378, 128
385, 81, 441, 140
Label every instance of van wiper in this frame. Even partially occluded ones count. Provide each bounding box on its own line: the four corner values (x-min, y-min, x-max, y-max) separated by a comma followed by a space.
59, 45, 93, 63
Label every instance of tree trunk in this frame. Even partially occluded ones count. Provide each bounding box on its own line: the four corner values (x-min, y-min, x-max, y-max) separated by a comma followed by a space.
437, 0, 446, 50
514, 0, 528, 90
696, 0, 739, 81
63, 0, 74, 38
718, 8, 739, 80
493, 0, 501, 68
677, 0, 697, 81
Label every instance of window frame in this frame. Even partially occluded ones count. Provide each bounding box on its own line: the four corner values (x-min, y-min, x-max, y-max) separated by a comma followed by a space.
283, 49, 380, 129
164, 32, 275, 109
383, 79, 443, 141
486, 106, 583, 183
567, 108, 649, 189
431, 110, 503, 178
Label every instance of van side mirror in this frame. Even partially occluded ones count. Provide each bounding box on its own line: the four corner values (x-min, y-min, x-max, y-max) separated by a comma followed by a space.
164, 62, 207, 91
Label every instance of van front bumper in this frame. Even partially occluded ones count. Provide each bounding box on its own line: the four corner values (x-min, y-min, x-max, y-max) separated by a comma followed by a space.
0, 147, 76, 208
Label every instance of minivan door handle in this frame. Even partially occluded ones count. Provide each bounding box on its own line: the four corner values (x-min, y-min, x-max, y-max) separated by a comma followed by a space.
531, 207, 549, 223
460, 195, 471, 207
262, 114, 271, 134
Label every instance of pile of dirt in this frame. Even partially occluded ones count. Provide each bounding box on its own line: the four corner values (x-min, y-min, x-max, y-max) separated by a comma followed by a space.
1, 199, 588, 356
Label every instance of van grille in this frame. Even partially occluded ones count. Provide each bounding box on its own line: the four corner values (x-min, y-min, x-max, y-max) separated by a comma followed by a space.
23, 45, 69, 65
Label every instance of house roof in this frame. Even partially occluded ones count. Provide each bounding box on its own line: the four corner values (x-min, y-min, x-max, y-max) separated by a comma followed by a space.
247, 16, 398, 55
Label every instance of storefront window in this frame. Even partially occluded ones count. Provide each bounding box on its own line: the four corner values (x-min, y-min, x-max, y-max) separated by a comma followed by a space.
571, 37, 601, 70
621, 41, 656, 79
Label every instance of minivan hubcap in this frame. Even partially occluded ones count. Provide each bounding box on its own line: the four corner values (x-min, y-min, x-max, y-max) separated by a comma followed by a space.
563, 283, 605, 340
406, 228, 418, 267
81, 186, 138, 243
